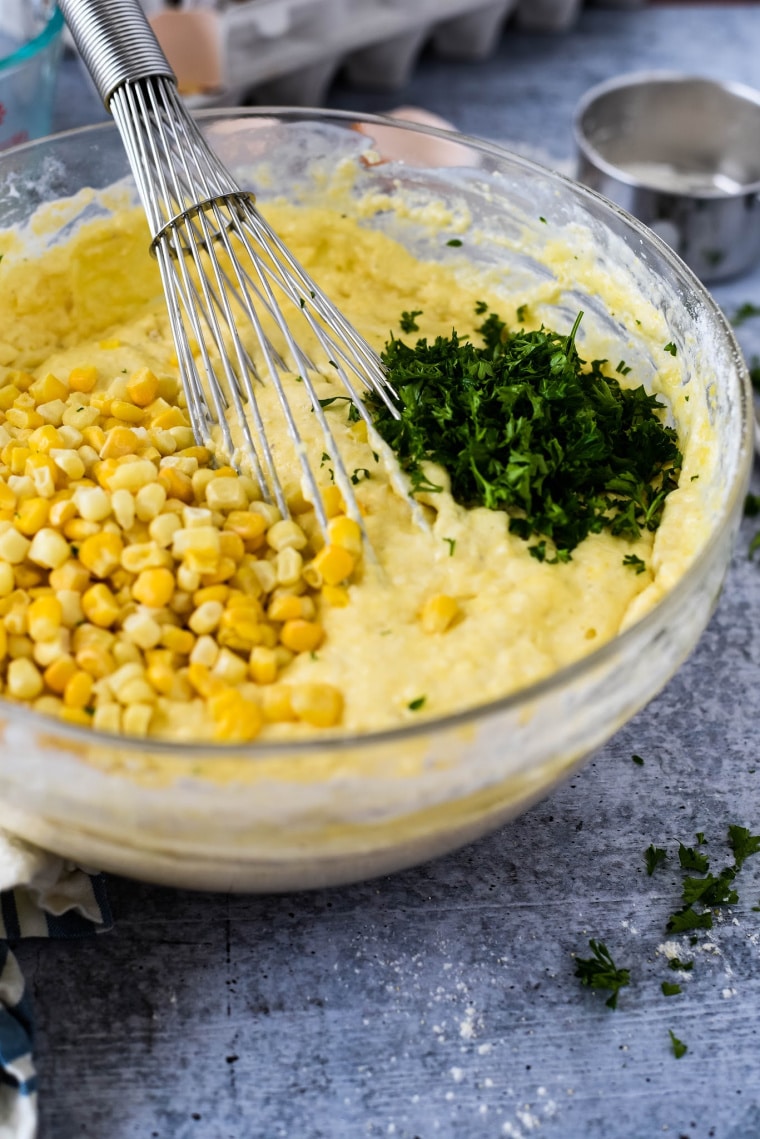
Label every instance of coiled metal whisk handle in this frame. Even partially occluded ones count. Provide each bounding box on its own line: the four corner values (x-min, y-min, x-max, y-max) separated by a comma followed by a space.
57, 0, 174, 108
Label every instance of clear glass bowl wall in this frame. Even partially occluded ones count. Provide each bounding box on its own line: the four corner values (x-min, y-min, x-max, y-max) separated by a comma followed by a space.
0, 110, 751, 891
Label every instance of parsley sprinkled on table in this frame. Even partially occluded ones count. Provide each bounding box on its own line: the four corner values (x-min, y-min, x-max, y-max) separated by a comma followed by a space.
574, 939, 630, 1010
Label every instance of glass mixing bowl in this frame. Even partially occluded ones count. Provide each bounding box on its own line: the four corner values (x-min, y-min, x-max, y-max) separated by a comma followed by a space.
0, 110, 751, 891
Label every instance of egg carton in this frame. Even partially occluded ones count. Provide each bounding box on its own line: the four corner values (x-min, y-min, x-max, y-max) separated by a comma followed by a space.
139, 0, 645, 106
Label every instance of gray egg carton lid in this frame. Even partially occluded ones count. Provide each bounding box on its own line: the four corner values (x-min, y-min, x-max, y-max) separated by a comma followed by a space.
139, 0, 595, 108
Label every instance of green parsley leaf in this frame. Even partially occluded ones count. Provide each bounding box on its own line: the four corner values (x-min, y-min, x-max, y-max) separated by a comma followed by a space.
623, 553, 646, 574
666, 907, 713, 934
664, 342, 678, 356
474, 300, 488, 315
731, 302, 760, 327
446, 238, 463, 247
668, 1029, 688, 1059
728, 824, 760, 870
695, 832, 706, 845
678, 843, 709, 873
681, 870, 738, 909
631, 754, 645, 766
574, 939, 630, 1009
668, 958, 693, 972
408, 696, 426, 711
368, 309, 682, 559
516, 304, 528, 324
400, 310, 423, 333
661, 981, 682, 996
443, 537, 456, 556
317, 395, 360, 422
745, 493, 760, 517
616, 360, 632, 376
645, 844, 667, 875
351, 468, 370, 485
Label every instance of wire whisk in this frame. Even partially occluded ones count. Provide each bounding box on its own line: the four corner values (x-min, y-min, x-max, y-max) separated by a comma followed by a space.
59, 0, 405, 535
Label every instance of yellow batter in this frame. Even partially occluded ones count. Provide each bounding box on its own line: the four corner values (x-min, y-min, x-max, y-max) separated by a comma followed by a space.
0, 194, 708, 741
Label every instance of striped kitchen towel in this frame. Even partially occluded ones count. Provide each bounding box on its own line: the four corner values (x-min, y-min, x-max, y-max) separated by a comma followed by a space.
0, 830, 111, 1139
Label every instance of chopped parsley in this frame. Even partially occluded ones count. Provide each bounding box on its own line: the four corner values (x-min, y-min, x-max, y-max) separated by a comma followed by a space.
446, 238, 463, 247
668, 958, 693, 972
661, 981, 682, 996
668, 1029, 688, 1059
631, 753, 645, 766
400, 309, 423, 333
678, 842, 709, 873
645, 844, 667, 875
616, 360, 632, 376
623, 553, 646, 574
408, 696, 426, 711
574, 939, 630, 1009
731, 301, 760, 326
318, 395, 360, 422
728, 824, 760, 870
744, 493, 760, 517
351, 468, 370, 485
664, 342, 678, 356
443, 537, 456, 556
368, 309, 682, 561
515, 304, 528, 324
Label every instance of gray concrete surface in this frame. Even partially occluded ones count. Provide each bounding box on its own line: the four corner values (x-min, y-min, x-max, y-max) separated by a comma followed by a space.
17, 5, 760, 1137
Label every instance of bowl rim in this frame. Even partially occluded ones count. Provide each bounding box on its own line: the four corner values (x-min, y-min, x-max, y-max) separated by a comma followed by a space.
0, 5, 64, 71
573, 69, 760, 198
0, 106, 753, 759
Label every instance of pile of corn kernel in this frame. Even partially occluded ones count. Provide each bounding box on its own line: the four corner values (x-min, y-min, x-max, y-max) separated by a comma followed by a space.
0, 362, 363, 741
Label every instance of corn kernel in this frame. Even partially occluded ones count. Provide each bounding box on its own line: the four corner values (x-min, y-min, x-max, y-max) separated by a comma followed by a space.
49, 449, 86, 481
78, 532, 123, 578
81, 583, 121, 628
266, 519, 308, 552
126, 367, 159, 407
27, 595, 62, 642
275, 546, 303, 586
58, 589, 84, 628
63, 670, 94, 709
122, 703, 154, 737
280, 619, 324, 655
148, 512, 181, 548
0, 527, 30, 564
193, 584, 229, 608
93, 702, 121, 733
151, 407, 186, 430
109, 399, 144, 425
15, 496, 49, 537
75, 644, 116, 679
176, 563, 200, 593
132, 481, 166, 522
210, 694, 263, 742
146, 663, 176, 696
29, 424, 63, 453
49, 559, 90, 592
267, 594, 304, 623
110, 488, 135, 531
63, 517, 100, 542
0, 483, 15, 513
327, 516, 363, 556
160, 625, 195, 655
158, 466, 194, 503
132, 567, 175, 609
173, 526, 221, 574
189, 634, 219, 668
291, 682, 343, 728
321, 584, 349, 608
260, 683, 296, 723
249, 645, 278, 685
62, 404, 100, 430
419, 593, 460, 634
204, 476, 248, 513
0, 562, 14, 598
188, 599, 224, 636
7, 657, 43, 700
211, 647, 248, 686
187, 662, 226, 698
311, 544, 355, 586
44, 654, 78, 694
321, 486, 345, 518
100, 426, 139, 460
122, 610, 163, 650
68, 366, 98, 393
121, 541, 171, 574
7, 633, 33, 659
106, 459, 158, 493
